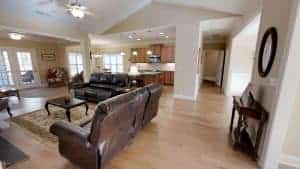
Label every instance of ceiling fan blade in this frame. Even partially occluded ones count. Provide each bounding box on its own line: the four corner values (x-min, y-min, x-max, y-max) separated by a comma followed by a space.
84, 11, 94, 16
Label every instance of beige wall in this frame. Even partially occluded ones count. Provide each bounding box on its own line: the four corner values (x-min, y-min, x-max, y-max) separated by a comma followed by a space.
283, 84, 300, 157
248, 0, 299, 168
0, 38, 67, 85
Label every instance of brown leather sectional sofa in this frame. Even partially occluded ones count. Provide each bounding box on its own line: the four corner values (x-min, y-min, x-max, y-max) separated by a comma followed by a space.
50, 83, 162, 169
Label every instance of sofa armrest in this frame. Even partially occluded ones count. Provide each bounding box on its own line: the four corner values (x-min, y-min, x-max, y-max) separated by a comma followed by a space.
50, 121, 89, 144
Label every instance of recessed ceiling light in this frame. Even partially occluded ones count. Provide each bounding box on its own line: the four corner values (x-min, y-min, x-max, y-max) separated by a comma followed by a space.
136, 38, 141, 41
9, 33, 23, 40
128, 35, 133, 39
165, 36, 169, 38
159, 32, 164, 35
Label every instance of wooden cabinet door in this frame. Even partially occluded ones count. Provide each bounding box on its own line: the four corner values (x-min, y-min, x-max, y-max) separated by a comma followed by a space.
140, 48, 147, 63
159, 73, 164, 84
131, 48, 138, 63
163, 71, 174, 85
170, 46, 175, 63
161, 47, 168, 63
170, 71, 174, 85
164, 72, 170, 85
150, 44, 162, 55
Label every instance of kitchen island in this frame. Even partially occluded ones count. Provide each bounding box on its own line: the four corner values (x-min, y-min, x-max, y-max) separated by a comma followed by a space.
133, 71, 174, 86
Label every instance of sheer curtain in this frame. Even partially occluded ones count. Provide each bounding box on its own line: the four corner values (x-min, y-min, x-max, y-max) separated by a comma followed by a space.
68, 52, 83, 77
0, 50, 13, 86
103, 54, 123, 73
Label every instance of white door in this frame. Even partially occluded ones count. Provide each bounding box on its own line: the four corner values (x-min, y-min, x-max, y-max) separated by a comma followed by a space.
15, 50, 40, 88
0, 49, 14, 87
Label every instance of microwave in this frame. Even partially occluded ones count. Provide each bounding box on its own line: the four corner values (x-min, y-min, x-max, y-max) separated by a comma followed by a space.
148, 55, 161, 63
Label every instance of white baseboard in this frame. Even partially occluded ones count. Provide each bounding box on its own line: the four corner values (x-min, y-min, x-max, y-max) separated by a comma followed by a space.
174, 94, 196, 101
280, 154, 300, 168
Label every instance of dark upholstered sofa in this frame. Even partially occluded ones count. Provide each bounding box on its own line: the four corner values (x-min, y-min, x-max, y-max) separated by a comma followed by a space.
50, 83, 162, 169
73, 73, 129, 102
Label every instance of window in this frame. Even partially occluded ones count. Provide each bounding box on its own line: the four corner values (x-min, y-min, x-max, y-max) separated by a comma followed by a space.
68, 52, 83, 77
17, 52, 35, 84
103, 54, 123, 73
0, 50, 13, 86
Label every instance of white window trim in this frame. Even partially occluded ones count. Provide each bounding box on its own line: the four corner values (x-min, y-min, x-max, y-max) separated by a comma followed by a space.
102, 53, 124, 73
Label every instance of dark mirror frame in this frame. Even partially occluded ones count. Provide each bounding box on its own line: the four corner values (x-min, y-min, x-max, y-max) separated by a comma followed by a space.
258, 27, 278, 77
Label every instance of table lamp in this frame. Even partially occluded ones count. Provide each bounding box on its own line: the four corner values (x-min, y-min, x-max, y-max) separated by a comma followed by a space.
128, 65, 140, 87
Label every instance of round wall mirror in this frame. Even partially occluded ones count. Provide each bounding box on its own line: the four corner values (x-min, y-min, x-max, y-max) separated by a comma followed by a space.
258, 27, 278, 77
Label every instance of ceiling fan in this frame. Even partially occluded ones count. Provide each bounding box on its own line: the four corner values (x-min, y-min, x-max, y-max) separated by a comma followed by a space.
37, 0, 93, 19
65, 0, 93, 19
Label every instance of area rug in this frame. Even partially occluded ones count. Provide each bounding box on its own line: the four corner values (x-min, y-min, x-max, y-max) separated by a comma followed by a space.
0, 136, 28, 168
10, 104, 96, 146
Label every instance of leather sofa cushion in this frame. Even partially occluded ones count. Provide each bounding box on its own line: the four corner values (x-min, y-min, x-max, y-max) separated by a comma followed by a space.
74, 88, 86, 97
89, 73, 113, 84
111, 74, 128, 87
85, 88, 112, 100
89, 84, 122, 91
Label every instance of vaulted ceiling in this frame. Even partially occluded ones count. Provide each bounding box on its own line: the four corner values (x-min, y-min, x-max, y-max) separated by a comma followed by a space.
0, 0, 261, 41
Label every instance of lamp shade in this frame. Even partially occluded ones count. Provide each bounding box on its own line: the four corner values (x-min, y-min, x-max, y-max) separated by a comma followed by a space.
128, 65, 140, 76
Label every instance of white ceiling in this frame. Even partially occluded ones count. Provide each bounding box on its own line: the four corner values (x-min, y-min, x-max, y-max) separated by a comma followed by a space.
0, 0, 152, 35
154, 0, 260, 15
90, 26, 176, 47
0, 29, 79, 45
0, 0, 260, 41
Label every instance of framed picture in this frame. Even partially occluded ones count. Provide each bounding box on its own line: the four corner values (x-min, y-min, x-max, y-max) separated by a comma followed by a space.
42, 53, 56, 61
258, 27, 278, 77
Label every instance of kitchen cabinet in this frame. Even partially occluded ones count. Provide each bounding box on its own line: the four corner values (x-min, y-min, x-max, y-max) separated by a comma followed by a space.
150, 44, 163, 56
130, 48, 148, 63
161, 46, 175, 63
136, 73, 161, 86
162, 71, 174, 85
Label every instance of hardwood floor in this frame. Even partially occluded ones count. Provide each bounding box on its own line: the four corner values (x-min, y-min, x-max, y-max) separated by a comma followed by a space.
0, 84, 261, 169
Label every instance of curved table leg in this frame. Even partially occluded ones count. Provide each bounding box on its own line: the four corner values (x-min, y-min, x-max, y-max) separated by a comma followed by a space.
66, 109, 71, 122
84, 103, 89, 116
7, 106, 12, 118
45, 102, 50, 116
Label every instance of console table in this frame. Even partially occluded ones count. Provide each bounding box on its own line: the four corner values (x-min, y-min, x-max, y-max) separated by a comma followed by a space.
229, 84, 268, 160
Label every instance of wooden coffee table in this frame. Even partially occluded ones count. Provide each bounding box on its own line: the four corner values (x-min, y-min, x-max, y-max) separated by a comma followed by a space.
45, 97, 88, 122
0, 87, 20, 100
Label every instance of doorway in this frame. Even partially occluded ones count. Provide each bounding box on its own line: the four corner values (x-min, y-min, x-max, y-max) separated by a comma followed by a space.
202, 49, 225, 89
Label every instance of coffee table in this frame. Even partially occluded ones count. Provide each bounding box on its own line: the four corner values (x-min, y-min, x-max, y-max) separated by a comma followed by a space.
0, 87, 20, 100
45, 97, 88, 122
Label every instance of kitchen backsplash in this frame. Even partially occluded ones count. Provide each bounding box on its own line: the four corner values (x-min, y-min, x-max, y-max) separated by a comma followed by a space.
135, 63, 175, 71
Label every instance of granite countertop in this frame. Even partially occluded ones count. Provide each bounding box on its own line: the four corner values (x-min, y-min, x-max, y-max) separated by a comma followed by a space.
138, 71, 162, 75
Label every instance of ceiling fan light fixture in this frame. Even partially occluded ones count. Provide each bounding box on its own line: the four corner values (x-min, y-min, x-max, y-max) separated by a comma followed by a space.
70, 8, 85, 18
9, 33, 23, 40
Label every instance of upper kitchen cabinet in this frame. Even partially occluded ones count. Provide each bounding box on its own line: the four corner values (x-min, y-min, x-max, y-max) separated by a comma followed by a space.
150, 44, 163, 56
161, 46, 175, 63
130, 48, 147, 63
